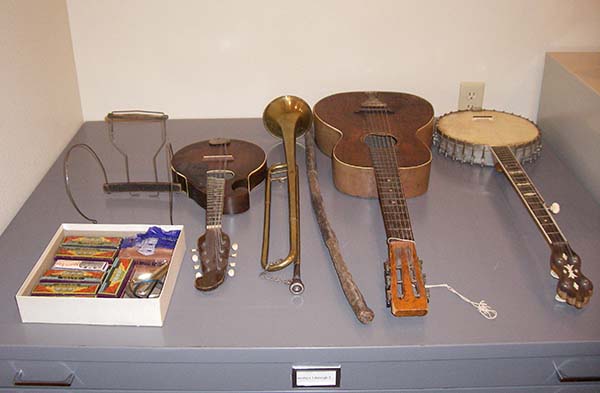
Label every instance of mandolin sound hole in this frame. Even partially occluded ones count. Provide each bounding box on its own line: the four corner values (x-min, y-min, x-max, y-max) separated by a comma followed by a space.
364, 134, 397, 148
206, 169, 235, 180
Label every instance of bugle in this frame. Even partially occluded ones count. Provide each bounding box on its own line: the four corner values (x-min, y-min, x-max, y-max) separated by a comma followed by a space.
261, 96, 312, 295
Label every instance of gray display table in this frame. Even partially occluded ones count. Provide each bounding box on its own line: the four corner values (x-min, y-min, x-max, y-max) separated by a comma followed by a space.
0, 119, 599, 392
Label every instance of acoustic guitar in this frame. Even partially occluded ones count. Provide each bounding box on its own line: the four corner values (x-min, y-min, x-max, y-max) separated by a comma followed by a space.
314, 92, 435, 317
171, 138, 267, 290
435, 110, 593, 308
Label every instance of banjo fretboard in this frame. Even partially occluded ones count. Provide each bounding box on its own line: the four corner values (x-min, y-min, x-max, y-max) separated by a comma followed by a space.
491, 145, 566, 245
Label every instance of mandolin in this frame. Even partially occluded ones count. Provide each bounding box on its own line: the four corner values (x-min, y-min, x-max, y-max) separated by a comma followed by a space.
314, 92, 435, 317
171, 138, 267, 290
436, 110, 593, 308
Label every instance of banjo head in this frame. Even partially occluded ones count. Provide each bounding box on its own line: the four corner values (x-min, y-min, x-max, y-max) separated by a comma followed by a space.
434, 110, 542, 166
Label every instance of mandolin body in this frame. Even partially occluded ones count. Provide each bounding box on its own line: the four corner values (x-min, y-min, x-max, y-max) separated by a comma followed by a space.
171, 139, 267, 214
314, 92, 435, 198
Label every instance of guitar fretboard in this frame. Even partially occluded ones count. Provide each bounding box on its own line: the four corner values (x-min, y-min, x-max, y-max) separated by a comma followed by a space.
205, 174, 226, 230
366, 136, 414, 241
491, 145, 566, 245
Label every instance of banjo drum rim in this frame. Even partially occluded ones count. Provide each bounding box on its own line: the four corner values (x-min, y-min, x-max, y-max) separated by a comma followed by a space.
434, 109, 542, 166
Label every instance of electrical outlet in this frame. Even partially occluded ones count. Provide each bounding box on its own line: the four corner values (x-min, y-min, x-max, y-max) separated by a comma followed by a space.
458, 82, 485, 110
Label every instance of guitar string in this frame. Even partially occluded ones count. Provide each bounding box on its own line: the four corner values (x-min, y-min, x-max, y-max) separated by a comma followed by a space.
379, 106, 412, 241
371, 103, 412, 241
381, 105, 412, 241
367, 105, 408, 241
367, 99, 499, 318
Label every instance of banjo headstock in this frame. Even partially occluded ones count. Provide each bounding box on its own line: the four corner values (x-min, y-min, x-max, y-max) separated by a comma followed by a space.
550, 244, 593, 308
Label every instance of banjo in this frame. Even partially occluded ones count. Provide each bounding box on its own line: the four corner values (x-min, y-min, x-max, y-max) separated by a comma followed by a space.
435, 110, 593, 309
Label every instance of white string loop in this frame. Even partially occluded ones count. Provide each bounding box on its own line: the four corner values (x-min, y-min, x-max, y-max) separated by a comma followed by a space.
426, 283, 498, 320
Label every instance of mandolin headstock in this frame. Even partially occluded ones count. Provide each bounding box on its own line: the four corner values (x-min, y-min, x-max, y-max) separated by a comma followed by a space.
384, 240, 428, 317
550, 244, 593, 308
195, 229, 231, 291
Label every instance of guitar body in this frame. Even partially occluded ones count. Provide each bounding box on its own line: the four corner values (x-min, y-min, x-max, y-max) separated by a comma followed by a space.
171, 139, 267, 214
314, 92, 435, 198
314, 91, 433, 316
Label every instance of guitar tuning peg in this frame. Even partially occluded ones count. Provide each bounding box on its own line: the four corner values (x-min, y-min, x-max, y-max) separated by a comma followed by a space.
547, 202, 560, 214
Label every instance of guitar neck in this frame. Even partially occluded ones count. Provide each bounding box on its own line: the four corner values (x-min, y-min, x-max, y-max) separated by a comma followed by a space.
367, 143, 414, 241
205, 174, 226, 230
491, 146, 567, 246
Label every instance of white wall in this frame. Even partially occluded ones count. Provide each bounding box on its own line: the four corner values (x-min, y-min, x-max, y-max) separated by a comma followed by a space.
67, 0, 600, 121
0, 0, 83, 234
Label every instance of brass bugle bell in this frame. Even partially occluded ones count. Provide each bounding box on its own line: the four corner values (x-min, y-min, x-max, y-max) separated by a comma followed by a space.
261, 96, 312, 295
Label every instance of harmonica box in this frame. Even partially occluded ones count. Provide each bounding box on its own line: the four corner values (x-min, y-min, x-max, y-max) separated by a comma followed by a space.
15, 224, 185, 326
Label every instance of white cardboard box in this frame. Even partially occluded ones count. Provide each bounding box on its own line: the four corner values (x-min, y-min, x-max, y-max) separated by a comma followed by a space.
16, 223, 186, 326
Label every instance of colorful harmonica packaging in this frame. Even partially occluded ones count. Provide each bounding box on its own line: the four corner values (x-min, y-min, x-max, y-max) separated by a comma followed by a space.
31, 227, 181, 298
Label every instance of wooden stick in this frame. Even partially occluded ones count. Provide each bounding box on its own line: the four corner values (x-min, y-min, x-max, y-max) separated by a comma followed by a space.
304, 129, 374, 324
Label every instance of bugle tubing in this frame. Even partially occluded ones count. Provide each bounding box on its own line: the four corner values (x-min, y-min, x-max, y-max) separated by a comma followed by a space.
261, 96, 312, 295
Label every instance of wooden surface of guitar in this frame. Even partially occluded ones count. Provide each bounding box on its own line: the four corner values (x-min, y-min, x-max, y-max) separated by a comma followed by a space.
314, 91, 433, 316
314, 91, 434, 198
386, 240, 428, 316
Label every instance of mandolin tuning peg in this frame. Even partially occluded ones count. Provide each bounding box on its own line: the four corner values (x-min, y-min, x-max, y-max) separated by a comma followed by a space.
547, 202, 560, 215
550, 269, 559, 279
555, 293, 566, 303
231, 252, 238, 258
231, 243, 239, 251
426, 288, 431, 303
227, 269, 235, 277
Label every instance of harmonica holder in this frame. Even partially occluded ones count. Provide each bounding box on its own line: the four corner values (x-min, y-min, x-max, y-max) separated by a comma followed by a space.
63, 110, 183, 224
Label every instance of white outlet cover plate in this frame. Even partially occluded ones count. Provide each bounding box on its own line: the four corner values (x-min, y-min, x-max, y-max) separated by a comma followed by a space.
458, 82, 485, 110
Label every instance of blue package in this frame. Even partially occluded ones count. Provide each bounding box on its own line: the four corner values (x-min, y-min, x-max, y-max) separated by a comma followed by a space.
119, 227, 181, 262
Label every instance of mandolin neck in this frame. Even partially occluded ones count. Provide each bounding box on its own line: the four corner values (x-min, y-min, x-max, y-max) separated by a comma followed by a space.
205, 173, 226, 231
367, 141, 414, 241
491, 146, 567, 246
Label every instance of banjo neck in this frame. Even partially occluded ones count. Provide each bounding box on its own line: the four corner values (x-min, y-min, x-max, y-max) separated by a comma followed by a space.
491, 145, 567, 246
